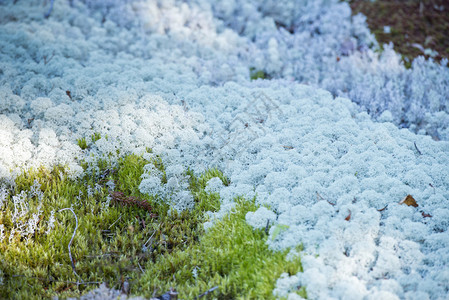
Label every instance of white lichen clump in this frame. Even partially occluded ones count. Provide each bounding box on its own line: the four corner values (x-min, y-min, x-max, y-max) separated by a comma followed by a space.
4, 180, 56, 243
245, 207, 276, 230
139, 153, 194, 212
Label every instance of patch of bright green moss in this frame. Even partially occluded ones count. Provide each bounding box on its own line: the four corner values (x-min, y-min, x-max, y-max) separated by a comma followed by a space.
76, 132, 105, 150
136, 197, 303, 299
77, 137, 88, 150
250, 67, 269, 80
0, 151, 303, 299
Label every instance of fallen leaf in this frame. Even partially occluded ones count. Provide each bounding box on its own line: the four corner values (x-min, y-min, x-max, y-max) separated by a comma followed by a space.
399, 194, 418, 207
377, 205, 388, 212
345, 210, 351, 221
66, 90, 72, 100
422, 212, 432, 218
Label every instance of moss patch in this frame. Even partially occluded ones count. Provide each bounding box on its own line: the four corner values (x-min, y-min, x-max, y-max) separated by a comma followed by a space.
137, 197, 303, 299
250, 68, 270, 80
0, 152, 302, 299
76, 132, 104, 150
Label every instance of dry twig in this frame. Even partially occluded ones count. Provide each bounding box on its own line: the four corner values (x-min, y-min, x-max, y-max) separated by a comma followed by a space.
316, 192, 336, 206
195, 286, 219, 299
110, 191, 156, 216
414, 142, 422, 155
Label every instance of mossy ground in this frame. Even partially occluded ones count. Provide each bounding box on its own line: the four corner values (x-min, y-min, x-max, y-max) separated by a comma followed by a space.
136, 197, 304, 299
250, 68, 270, 81
348, 0, 449, 67
0, 150, 303, 299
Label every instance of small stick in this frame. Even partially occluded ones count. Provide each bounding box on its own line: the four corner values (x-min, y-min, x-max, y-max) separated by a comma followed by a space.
144, 230, 157, 248
414, 142, 422, 155
137, 261, 145, 274
195, 286, 219, 299
429, 183, 435, 194
59, 208, 84, 284
44, 0, 55, 18
36, 214, 45, 227
144, 223, 163, 248
316, 192, 336, 206
108, 215, 122, 229
265, 219, 270, 234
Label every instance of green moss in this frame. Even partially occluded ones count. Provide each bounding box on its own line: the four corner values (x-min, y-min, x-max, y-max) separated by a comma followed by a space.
91, 133, 102, 143
1, 159, 156, 299
297, 287, 308, 298
0, 152, 302, 299
76, 133, 104, 150
77, 137, 88, 150
250, 67, 269, 81
115, 154, 149, 196
136, 197, 302, 299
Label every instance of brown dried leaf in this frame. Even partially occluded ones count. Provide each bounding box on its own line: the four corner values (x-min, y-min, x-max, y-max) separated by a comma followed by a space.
345, 210, 351, 221
399, 194, 418, 207
422, 212, 432, 218
316, 192, 336, 206
66, 90, 72, 100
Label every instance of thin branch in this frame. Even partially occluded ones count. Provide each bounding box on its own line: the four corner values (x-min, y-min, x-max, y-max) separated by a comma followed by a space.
316, 192, 336, 206
144, 230, 157, 248
143, 223, 162, 250
414, 142, 422, 155
137, 261, 145, 274
429, 183, 436, 194
265, 219, 270, 234
195, 286, 219, 299
59, 208, 84, 284
44, 0, 55, 19
108, 215, 122, 229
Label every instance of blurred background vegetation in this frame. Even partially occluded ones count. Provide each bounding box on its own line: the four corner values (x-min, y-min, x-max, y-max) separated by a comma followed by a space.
349, 0, 448, 66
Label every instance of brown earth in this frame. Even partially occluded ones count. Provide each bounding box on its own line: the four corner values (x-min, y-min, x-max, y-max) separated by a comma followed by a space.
349, 0, 449, 67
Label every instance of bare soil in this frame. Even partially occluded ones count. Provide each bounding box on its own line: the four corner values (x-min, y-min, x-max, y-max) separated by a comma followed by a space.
349, 0, 449, 66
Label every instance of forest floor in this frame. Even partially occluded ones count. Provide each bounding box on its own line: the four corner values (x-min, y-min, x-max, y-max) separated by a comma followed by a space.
349, 0, 449, 67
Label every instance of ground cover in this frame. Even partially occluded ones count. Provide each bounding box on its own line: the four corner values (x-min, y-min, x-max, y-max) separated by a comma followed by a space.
0, 0, 448, 299
0, 150, 301, 299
